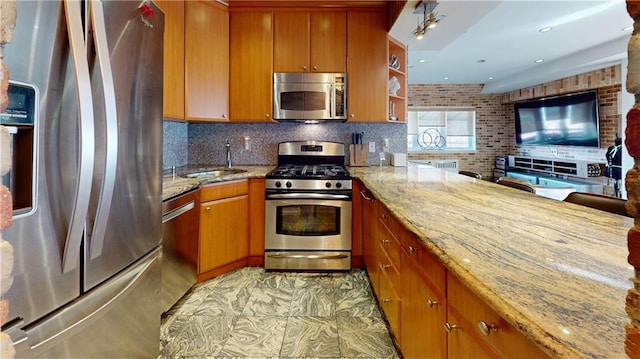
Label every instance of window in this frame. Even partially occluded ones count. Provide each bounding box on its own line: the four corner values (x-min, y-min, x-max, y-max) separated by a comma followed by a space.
407, 107, 476, 152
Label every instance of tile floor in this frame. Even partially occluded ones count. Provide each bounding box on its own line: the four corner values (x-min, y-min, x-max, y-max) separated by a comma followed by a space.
159, 267, 400, 358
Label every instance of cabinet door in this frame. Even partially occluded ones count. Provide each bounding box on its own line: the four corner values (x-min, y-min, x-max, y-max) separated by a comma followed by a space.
361, 189, 380, 295
346, 10, 388, 122
229, 11, 274, 122
446, 307, 498, 359
273, 12, 310, 73
400, 251, 447, 359
155, 0, 185, 120
310, 11, 346, 72
199, 195, 249, 273
185, 1, 229, 121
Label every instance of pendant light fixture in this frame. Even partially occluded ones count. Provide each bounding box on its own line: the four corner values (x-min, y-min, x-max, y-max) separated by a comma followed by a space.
412, 0, 443, 40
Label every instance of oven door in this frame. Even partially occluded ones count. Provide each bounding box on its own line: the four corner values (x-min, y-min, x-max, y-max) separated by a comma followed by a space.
265, 193, 351, 251
273, 82, 332, 120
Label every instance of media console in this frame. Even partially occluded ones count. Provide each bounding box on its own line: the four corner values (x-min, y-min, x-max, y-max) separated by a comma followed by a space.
507, 155, 605, 194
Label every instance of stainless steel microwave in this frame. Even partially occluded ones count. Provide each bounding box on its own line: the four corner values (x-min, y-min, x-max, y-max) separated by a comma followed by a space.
273, 73, 346, 122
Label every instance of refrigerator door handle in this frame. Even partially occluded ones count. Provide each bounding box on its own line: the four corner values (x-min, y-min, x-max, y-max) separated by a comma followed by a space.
88, 0, 119, 260
62, 0, 95, 274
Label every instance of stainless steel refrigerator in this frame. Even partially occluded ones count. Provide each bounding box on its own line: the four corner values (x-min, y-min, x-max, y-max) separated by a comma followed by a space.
1, 1, 164, 357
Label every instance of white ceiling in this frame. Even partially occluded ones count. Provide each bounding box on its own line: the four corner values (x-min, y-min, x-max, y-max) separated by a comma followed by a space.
389, 0, 633, 94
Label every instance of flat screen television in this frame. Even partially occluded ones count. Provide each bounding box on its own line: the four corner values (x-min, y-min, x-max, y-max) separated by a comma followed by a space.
514, 90, 600, 147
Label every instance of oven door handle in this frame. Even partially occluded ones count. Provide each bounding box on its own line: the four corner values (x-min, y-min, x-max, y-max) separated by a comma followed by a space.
266, 193, 350, 200
266, 253, 350, 260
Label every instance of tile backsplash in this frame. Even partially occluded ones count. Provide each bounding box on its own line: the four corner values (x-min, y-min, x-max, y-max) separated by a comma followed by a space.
163, 120, 407, 169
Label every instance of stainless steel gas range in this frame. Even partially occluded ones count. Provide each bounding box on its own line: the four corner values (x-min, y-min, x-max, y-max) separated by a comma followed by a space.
264, 141, 352, 271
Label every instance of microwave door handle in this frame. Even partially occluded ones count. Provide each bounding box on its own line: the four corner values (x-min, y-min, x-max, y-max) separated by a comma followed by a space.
88, 0, 119, 260
329, 84, 335, 118
62, 0, 95, 273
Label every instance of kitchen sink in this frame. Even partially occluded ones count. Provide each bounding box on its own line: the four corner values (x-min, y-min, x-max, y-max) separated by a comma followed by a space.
181, 168, 246, 179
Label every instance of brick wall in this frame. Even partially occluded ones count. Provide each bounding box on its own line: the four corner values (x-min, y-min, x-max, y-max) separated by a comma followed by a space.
407, 84, 511, 179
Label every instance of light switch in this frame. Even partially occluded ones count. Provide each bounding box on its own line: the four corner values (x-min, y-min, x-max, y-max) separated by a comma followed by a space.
369, 141, 376, 152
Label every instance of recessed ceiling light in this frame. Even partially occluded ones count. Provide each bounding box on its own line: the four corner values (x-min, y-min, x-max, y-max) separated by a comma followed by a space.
443, 76, 449, 80
539, 27, 552, 33
535, 59, 544, 63
488, 76, 494, 80
477, 59, 486, 63
623, 26, 633, 31
418, 59, 426, 63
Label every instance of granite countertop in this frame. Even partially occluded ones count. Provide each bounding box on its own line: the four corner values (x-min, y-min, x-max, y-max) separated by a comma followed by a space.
162, 165, 273, 201
350, 165, 633, 359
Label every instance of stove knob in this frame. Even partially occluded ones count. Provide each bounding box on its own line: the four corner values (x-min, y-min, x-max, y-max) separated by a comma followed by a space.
325, 182, 332, 188
275, 181, 281, 188
336, 182, 342, 188
286, 181, 292, 188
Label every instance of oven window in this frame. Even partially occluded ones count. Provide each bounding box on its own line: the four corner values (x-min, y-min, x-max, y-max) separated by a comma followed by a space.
276, 205, 340, 236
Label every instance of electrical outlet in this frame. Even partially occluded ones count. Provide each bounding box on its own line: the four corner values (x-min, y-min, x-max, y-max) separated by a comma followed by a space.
369, 141, 376, 152
382, 138, 389, 152
551, 148, 558, 157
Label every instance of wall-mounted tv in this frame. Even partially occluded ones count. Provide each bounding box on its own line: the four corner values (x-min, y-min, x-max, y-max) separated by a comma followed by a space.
514, 90, 600, 147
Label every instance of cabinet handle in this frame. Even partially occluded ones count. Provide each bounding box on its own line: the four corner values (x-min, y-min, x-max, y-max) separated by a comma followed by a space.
381, 238, 389, 245
302, 65, 307, 71
222, 114, 226, 119
205, 207, 211, 212
313, 65, 317, 71
360, 190, 373, 201
382, 298, 390, 303
477, 321, 498, 336
350, 113, 355, 118
426, 299, 439, 307
444, 322, 459, 333
408, 246, 417, 254
382, 213, 388, 221
381, 263, 390, 270
266, 113, 270, 118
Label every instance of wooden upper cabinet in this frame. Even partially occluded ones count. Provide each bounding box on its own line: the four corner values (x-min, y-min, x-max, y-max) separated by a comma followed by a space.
274, 11, 346, 73
155, 0, 185, 120
347, 10, 388, 122
185, 1, 229, 122
229, 10, 274, 122
310, 12, 347, 72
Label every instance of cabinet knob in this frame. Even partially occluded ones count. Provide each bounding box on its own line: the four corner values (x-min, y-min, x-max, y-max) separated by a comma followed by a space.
381, 238, 389, 245
426, 299, 439, 307
205, 207, 211, 212
382, 298, 390, 303
266, 113, 270, 118
408, 246, 417, 254
477, 321, 498, 336
444, 322, 459, 333
381, 263, 390, 270
222, 114, 226, 119
313, 66, 317, 71
382, 213, 388, 221
350, 113, 355, 118
302, 65, 307, 70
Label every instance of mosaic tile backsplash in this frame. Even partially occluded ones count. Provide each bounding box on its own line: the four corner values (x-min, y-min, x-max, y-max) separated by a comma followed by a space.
163, 121, 408, 169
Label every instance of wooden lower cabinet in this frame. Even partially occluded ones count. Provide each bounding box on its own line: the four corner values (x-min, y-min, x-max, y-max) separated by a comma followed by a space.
400, 250, 447, 359
198, 180, 249, 281
356, 183, 551, 359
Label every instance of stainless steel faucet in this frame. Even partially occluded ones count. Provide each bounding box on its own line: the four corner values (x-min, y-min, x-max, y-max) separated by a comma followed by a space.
225, 139, 232, 168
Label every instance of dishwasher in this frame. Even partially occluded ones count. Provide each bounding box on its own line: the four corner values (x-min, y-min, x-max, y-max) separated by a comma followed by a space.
161, 189, 200, 313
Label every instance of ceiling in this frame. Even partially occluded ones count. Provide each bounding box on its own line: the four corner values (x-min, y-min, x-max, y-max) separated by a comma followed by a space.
389, 0, 633, 94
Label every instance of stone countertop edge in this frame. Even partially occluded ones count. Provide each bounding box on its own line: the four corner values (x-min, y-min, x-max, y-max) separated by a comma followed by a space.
162, 165, 273, 201
351, 165, 633, 359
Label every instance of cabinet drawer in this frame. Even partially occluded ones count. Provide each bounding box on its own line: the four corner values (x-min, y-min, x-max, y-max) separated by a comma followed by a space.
201, 179, 249, 202
379, 221, 401, 267
379, 203, 402, 236
379, 268, 401, 338
447, 273, 550, 359
401, 231, 446, 296
378, 243, 400, 292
